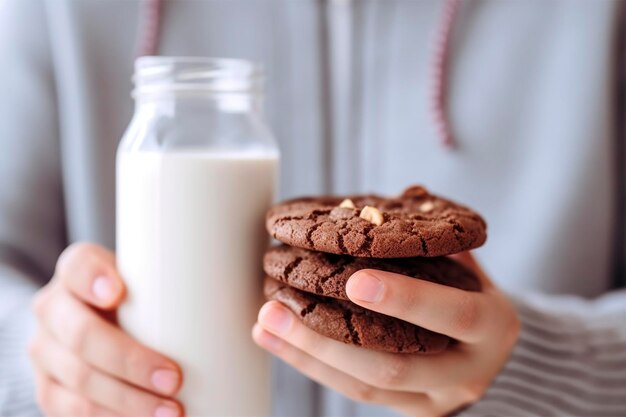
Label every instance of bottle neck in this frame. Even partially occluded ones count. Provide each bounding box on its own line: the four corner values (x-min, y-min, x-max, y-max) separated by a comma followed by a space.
125, 58, 274, 153
135, 91, 262, 115
132, 57, 263, 114
127, 90, 272, 153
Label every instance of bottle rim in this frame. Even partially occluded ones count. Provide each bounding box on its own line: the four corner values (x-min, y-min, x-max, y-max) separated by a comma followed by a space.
132, 56, 263, 97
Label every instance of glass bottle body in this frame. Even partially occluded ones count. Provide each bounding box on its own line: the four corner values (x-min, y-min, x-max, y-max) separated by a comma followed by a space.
117, 57, 278, 416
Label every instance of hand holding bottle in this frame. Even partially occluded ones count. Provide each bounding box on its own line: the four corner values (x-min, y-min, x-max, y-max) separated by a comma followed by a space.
29, 243, 183, 417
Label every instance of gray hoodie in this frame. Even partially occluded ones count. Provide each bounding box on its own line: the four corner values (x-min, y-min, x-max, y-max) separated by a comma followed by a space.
1, 0, 625, 416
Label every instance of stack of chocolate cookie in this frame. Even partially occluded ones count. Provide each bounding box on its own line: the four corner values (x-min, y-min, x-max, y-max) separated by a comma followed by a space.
263, 185, 487, 354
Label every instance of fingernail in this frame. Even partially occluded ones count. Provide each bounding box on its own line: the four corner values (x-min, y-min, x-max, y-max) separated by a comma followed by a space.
259, 304, 292, 335
154, 403, 180, 417
348, 272, 384, 303
91, 276, 116, 301
151, 369, 180, 394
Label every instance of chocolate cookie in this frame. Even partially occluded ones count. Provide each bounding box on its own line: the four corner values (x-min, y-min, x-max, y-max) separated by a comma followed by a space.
264, 276, 449, 353
263, 245, 481, 300
266, 186, 487, 258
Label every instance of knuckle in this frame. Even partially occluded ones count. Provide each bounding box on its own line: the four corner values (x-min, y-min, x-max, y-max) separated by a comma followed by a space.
374, 356, 409, 389
69, 398, 96, 416
26, 338, 38, 361
499, 314, 521, 351
406, 405, 437, 417
502, 308, 521, 346
285, 350, 308, 371
66, 361, 92, 391
457, 382, 486, 405
32, 289, 52, 319
34, 382, 50, 411
58, 243, 92, 269
452, 294, 481, 337
123, 347, 148, 380
57, 243, 105, 280
66, 312, 93, 354
348, 382, 377, 403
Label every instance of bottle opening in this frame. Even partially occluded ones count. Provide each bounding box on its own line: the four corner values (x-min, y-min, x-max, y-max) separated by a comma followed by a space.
133, 56, 263, 97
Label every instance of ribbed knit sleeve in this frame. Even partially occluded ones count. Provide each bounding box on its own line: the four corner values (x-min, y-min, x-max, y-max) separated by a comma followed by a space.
0, 267, 40, 417
461, 290, 626, 417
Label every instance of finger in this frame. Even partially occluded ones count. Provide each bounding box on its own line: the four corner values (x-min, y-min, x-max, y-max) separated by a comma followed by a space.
30, 329, 182, 417
33, 369, 119, 417
54, 243, 125, 310
345, 269, 489, 342
33, 289, 182, 397
449, 251, 495, 289
252, 324, 438, 417
258, 301, 463, 392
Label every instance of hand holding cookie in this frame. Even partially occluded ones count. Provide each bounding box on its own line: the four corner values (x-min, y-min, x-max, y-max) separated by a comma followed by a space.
254, 186, 519, 416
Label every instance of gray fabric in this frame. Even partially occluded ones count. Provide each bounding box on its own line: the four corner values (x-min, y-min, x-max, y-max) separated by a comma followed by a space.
0, 1, 64, 415
0, 0, 624, 415
464, 290, 626, 417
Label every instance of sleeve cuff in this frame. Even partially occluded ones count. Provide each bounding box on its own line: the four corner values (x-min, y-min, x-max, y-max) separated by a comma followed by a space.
0, 286, 41, 416
459, 294, 626, 417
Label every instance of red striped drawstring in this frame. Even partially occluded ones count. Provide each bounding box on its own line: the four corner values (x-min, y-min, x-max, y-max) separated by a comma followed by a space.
137, 0, 460, 149
137, 0, 163, 57
430, 0, 461, 149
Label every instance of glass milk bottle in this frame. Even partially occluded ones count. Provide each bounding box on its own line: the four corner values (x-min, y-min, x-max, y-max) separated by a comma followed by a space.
116, 57, 278, 416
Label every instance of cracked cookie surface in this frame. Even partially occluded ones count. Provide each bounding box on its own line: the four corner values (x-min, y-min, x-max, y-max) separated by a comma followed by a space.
265, 185, 487, 258
264, 276, 450, 353
263, 245, 481, 300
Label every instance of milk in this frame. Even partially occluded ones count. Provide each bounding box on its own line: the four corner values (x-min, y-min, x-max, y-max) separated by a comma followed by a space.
116, 149, 277, 416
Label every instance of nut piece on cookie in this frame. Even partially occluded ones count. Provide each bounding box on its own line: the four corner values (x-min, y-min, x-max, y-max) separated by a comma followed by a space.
403, 185, 428, 198
360, 206, 384, 226
419, 201, 435, 212
339, 198, 356, 209
330, 207, 357, 220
